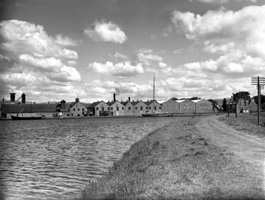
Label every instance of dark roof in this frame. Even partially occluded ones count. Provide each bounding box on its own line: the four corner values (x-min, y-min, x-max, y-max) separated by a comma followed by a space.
1, 103, 58, 113
106, 101, 116, 106
144, 100, 160, 106
131, 100, 143, 106
120, 101, 131, 106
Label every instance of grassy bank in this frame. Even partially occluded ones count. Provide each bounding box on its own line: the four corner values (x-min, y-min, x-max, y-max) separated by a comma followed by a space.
218, 112, 265, 138
80, 116, 264, 200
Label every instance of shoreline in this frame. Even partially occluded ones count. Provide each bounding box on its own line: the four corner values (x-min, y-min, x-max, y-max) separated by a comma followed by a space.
79, 114, 264, 200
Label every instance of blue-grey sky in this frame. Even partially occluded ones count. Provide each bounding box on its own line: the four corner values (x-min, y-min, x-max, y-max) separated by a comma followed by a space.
0, 0, 264, 103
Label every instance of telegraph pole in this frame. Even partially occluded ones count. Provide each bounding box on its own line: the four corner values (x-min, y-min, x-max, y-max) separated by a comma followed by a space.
251, 76, 265, 126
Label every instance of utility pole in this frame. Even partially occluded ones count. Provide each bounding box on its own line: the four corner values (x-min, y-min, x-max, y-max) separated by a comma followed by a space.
251, 76, 265, 126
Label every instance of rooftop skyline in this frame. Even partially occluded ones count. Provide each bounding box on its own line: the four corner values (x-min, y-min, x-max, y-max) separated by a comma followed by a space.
0, 0, 265, 103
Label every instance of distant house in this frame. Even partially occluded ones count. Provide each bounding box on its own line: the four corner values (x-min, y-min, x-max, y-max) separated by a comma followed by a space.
162, 98, 179, 114
178, 99, 195, 114
193, 99, 212, 114
144, 100, 162, 113
107, 101, 124, 116
132, 100, 147, 115
69, 98, 87, 117
249, 98, 257, 113
121, 101, 134, 116
88, 101, 109, 116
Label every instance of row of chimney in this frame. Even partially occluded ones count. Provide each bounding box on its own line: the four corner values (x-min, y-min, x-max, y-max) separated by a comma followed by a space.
9, 92, 26, 104
113, 93, 130, 102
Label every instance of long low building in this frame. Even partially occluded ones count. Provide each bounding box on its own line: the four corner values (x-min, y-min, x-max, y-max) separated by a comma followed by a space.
162, 98, 213, 114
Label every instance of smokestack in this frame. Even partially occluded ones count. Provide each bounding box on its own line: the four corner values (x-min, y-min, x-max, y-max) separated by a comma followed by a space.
128, 97, 131, 102
113, 93, 116, 102
10, 92, 16, 102
61, 100, 66, 109
22, 93, 26, 104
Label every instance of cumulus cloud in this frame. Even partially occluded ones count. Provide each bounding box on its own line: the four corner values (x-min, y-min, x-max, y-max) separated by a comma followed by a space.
171, 5, 265, 81
113, 52, 128, 60
189, 0, 256, 4
136, 49, 163, 66
0, 19, 81, 101
84, 80, 153, 101
55, 34, 78, 46
88, 61, 144, 76
84, 21, 127, 43
158, 62, 167, 68
0, 20, 78, 59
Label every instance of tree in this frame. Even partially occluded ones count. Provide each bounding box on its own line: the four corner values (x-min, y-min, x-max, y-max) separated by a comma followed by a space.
207, 99, 217, 106
232, 91, 251, 103
190, 97, 201, 100
222, 98, 227, 111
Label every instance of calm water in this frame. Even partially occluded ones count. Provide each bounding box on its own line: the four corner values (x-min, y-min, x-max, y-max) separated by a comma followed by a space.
0, 117, 177, 200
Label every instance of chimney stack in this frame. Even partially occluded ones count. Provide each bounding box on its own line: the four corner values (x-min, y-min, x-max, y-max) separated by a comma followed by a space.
22, 93, 26, 104
61, 100, 66, 109
10, 92, 16, 103
113, 93, 116, 102
128, 97, 131, 102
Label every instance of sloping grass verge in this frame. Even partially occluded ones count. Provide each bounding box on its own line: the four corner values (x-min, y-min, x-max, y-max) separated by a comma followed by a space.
219, 113, 265, 138
79, 116, 264, 200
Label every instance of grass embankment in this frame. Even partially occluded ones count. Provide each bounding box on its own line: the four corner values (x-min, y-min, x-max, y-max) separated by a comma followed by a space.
80, 116, 264, 200
219, 112, 265, 138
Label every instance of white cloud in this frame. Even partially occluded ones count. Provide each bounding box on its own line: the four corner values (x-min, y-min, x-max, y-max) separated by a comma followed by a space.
158, 62, 167, 68
84, 21, 127, 43
171, 5, 265, 82
173, 48, 183, 54
136, 49, 163, 66
55, 34, 78, 46
85, 80, 153, 101
113, 52, 128, 60
88, 61, 144, 76
0, 20, 78, 59
0, 20, 82, 101
189, 0, 256, 4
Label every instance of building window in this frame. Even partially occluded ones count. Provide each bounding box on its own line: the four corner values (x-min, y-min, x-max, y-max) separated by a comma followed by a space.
73, 108, 75, 111
122, 107, 124, 110
146, 107, 148, 109
96, 107, 98, 110
102, 107, 104, 111
82, 109, 84, 111
108, 107, 110, 110
135, 107, 137, 110
111, 107, 113, 110
159, 106, 161, 109
78, 114, 80, 116
140, 106, 143, 110
78, 108, 80, 111
154, 106, 156, 110
129, 107, 131, 110
116, 107, 119, 111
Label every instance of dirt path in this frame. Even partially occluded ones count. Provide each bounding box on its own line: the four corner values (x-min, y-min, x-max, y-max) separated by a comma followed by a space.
196, 114, 265, 180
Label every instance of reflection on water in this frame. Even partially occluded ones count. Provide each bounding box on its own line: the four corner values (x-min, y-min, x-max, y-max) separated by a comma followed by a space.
0, 117, 177, 200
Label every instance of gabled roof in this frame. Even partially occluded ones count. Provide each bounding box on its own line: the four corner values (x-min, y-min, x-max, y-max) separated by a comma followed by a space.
69, 101, 87, 109
107, 101, 123, 106
121, 101, 130, 106
88, 101, 107, 108
143, 100, 161, 106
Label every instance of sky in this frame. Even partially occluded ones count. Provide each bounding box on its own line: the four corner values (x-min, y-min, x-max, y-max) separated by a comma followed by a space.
0, 0, 265, 103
